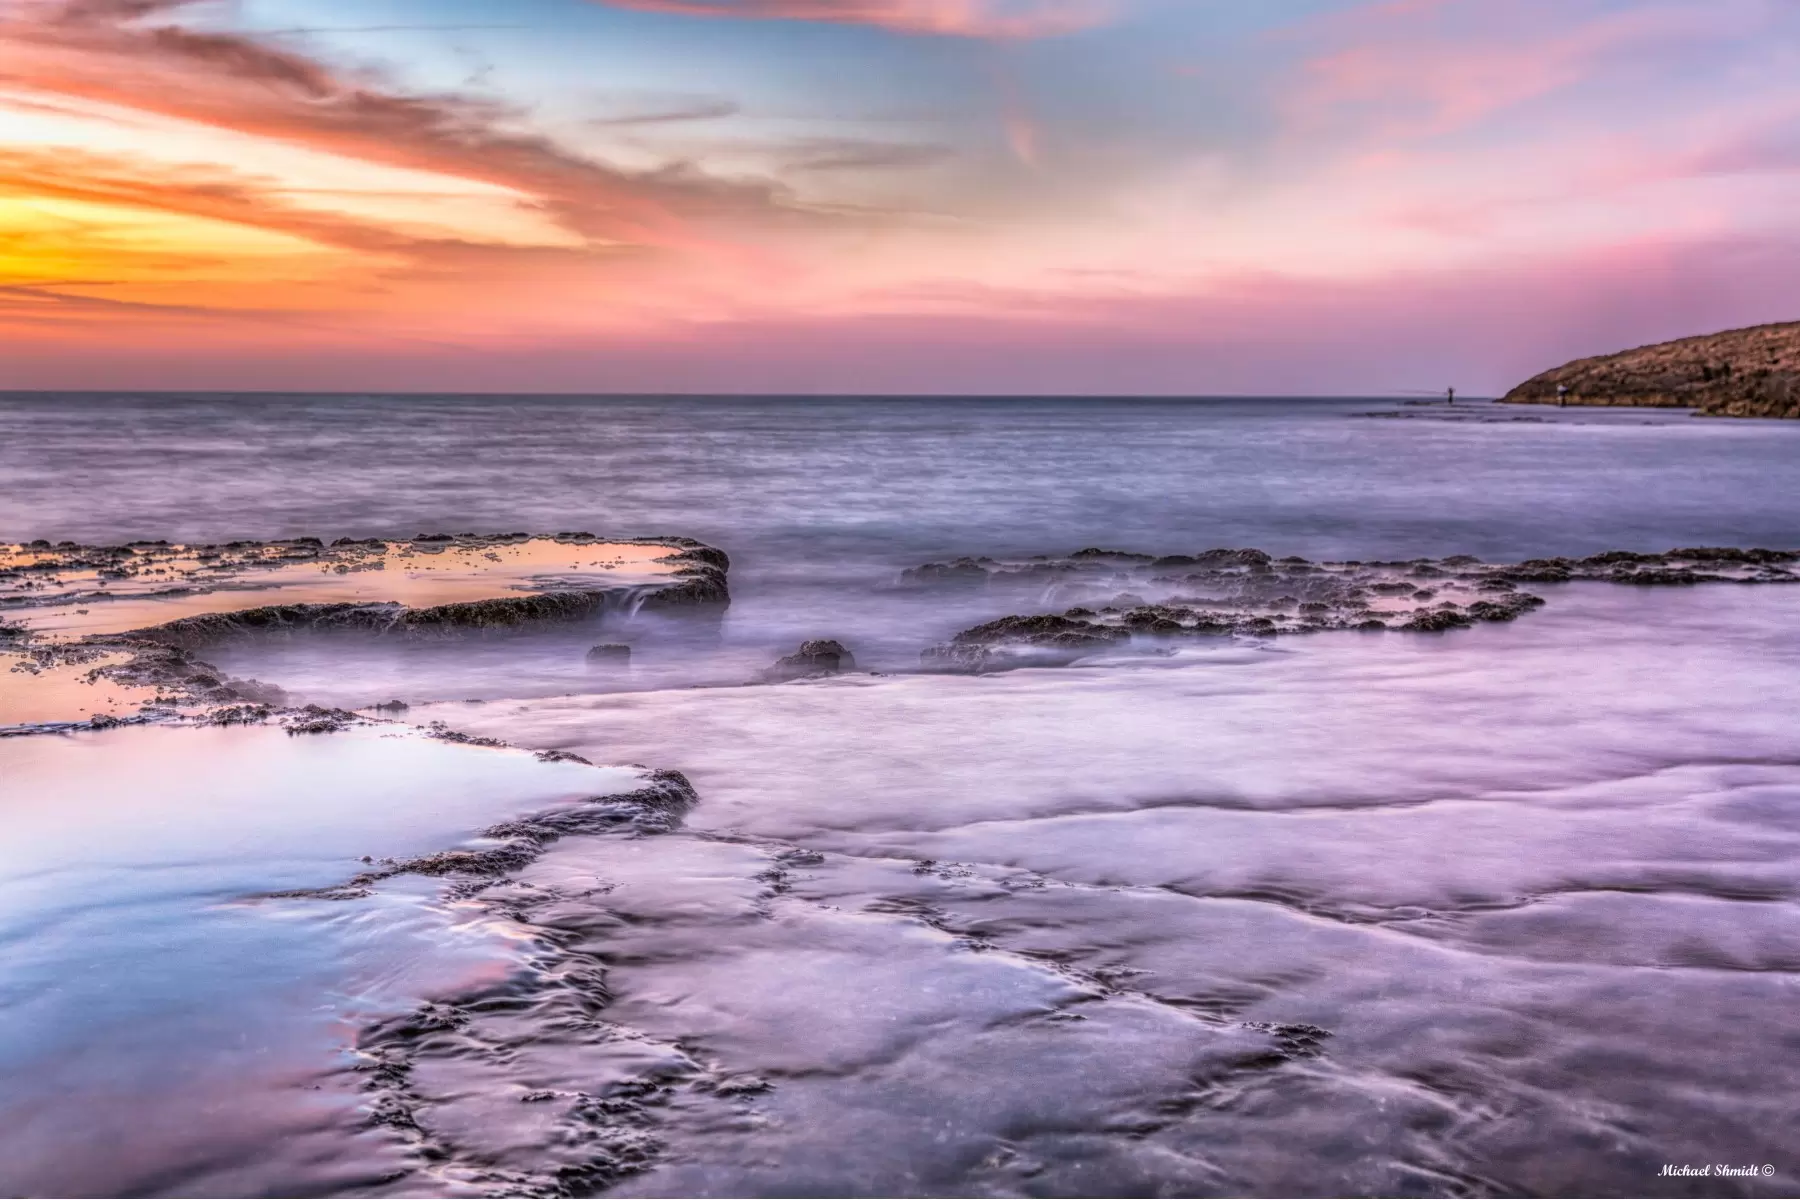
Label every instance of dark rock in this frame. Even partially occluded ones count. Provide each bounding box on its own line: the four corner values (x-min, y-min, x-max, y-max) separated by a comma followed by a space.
765, 639, 856, 681
205, 704, 274, 726
637, 570, 730, 609
586, 643, 632, 667
1402, 609, 1474, 632
1583, 550, 1661, 567
534, 749, 593, 765
1611, 568, 1717, 586
1070, 548, 1156, 561
1668, 546, 1798, 564
1466, 594, 1546, 621
282, 705, 361, 735
426, 722, 507, 748
952, 615, 1125, 648
900, 558, 993, 587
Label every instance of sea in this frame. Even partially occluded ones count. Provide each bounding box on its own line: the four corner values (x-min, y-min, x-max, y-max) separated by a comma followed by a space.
2, 393, 1798, 1197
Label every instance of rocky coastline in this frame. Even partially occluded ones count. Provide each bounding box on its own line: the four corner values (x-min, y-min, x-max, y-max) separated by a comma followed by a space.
1500, 320, 1800, 418
8, 525, 1800, 1196
0, 532, 729, 733
903, 545, 1800, 672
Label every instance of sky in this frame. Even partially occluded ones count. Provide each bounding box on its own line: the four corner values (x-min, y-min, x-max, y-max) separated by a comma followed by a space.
1, 0, 1798, 394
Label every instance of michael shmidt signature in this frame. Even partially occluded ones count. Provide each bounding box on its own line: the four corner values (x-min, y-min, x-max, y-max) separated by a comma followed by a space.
1659, 1164, 1775, 1178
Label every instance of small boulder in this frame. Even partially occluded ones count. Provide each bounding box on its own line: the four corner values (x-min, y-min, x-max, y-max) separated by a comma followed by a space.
586, 643, 632, 668
764, 639, 855, 681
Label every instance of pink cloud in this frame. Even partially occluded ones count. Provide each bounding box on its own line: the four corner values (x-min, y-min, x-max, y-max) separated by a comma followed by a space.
1284, 0, 1761, 142
593, 0, 1113, 39
0, 0, 824, 258
10, 232, 1797, 395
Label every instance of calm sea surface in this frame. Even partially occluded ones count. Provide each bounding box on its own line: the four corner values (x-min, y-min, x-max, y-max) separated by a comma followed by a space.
3, 394, 1799, 1197
4, 393, 1798, 559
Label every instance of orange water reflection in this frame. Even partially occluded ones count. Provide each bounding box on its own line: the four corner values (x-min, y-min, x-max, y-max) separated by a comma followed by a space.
1, 538, 682, 639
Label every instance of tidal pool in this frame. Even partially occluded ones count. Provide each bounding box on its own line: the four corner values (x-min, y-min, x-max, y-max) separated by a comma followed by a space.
0, 537, 685, 641
0, 723, 650, 1197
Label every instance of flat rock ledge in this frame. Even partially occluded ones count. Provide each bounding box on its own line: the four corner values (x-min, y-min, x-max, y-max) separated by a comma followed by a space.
0, 532, 728, 732
906, 546, 1799, 672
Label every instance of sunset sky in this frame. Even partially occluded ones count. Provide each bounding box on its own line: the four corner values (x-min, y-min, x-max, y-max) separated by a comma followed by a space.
3, 0, 1798, 393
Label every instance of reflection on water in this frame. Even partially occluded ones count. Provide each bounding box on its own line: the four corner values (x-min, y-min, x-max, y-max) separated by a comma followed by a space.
1, 537, 680, 640
1, 396, 1798, 1196
0, 725, 647, 1197
0, 650, 148, 727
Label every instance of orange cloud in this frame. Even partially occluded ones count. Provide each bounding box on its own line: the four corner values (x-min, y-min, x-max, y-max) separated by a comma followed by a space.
1, 2, 811, 251
595, 0, 1112, 39
0, 0, 873, 336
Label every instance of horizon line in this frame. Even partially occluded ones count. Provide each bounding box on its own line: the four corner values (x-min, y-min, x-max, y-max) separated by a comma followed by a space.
0, 390, 1493, 401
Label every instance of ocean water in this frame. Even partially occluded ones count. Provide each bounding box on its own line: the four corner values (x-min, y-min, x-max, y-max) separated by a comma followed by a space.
2, 394, 1799, 1196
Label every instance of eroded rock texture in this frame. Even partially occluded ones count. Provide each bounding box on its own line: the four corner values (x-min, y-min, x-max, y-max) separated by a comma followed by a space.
0, 533, 728, 732
906, 546, 1799, 671
1501, 320, 1800, 418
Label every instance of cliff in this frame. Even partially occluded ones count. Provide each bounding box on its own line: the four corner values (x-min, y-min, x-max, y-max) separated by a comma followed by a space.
1500, 321, 1800, 419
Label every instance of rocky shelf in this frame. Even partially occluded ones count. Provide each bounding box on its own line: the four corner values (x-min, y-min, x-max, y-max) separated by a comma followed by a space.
902, 546, 1800, 672
0, 532, 728, 732
1499, 320, 1800, 418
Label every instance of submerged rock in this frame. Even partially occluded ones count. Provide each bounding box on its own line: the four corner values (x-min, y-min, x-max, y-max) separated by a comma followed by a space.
586, 643, 632, 668
764, 639, 856, 681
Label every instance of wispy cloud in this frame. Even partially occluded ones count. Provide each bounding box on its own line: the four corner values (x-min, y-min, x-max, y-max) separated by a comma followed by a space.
782, 137, 953, 172
593, 0, 1114, 39
587, 95, 744, 127
0, 0, 816, 258
4, 0, 1797, 391
1283, 0, 1767, 142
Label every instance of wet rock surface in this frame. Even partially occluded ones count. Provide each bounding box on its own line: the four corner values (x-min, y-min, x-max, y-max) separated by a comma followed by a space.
586, 643, 633, 668
907, 545, 1797, 670
762, 639, 857, 681
0, 533, 727, 644
6, 533, 1800, 1197
407, 585, 1800, 1199
0, 533, 728, 733
280, 772, 716, 1196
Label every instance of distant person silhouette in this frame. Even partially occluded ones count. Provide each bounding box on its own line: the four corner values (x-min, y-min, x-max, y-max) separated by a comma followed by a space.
1447, 387, 1455, 405
1557, 384, 1568, 407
